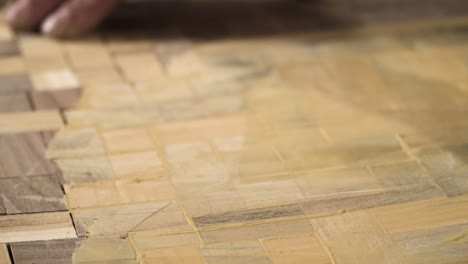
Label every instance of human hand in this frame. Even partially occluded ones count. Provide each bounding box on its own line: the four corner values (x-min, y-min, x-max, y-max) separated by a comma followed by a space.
5, 0, 121, 37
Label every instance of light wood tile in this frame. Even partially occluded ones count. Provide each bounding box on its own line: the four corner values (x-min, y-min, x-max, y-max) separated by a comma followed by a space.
312, 210, 405, 264
262, 234, 331, 264
372, 195, 468, 235
0, 111, 64, 134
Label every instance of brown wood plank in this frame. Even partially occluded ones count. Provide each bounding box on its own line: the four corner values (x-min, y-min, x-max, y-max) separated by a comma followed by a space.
0, 197, 5, 215
0, 175, 66, 214
0, 132, 56, 178
193, 204, 304, 228
0, 41, 19, 57
0, 94, 31, 113
30, 88, 82, 110
0, 74, 33, 94
10, 239, 78, 264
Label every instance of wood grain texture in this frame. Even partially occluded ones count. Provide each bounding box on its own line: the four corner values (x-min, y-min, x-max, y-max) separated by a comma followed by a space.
193, 204, 304, 228
10, 239, 78, 264
261, 234, 331, 264
391, 222, 468, 264
73, 202, 186, 237
1, 1, 468, 263
200, 220, 315, 245
312, 210, 405, 264
417, 146, 468, 197
0, 132, 56, 178
0, 244, 10, 264
0, 212, 76, 243
72, 237, 136, 263
202, 240, 271, 264
0, 111, 64, 134
372, 195, 468, 235
0, 175, 66, 214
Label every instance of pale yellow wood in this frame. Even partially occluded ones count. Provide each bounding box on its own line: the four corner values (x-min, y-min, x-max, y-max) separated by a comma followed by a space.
0, 25, 13, 40
236, 180, 304, 208
165, 49, 206, 78
0, 244, 11, 264
73, 201, 187, 236
55, 156, 114, 183
134, 79, 192, 103
200, 220, 315, 245
73, 237, 137, 263
114, 52, 164, 82
140, 245, 206, 264
312, 210, 405, 264
110, 151, 164, 179
3, 3, 468, 263
102, 127, 155, 154
31, 69, 80, 91
65, 38, 114, 69
0, 57, 26, 75
65, 177, 176, 208
391, 222, 468, 264
0, 212, 76, 243
76, 67, 122, 86
0, 111, 64, 134
152, 115, 245, 144
131, 232, 201, 251
372, 195, 468, 235
202, 241, 271, 264
295, 167, 380, 197
65, 109, 162, 129
261, 234, 331, 264
19, 35, 63, 57
76, 83, 138, 109
106, 36, 153, 54
46, 127, 105, 159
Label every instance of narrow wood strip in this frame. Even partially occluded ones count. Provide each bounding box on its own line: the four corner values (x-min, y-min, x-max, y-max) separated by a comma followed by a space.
0, 212, 76, 243
0, 244, 11, 264
0, 111, 64, 134
372, 195, 468, 235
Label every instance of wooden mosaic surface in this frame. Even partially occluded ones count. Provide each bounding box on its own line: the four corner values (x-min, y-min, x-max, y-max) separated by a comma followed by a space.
1, 0, 468, 263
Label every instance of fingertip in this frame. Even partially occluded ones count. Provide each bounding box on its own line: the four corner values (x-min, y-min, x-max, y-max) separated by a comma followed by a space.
41, 18, 57, 35
5, 3, 25, 29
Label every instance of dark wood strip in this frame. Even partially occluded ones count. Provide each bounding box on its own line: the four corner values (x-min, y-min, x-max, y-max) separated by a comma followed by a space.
0, 174, 67, 214
0, 93, 32, 113
30, 88, 82, 110
0, 132, 56, 178
193, 204, 304, 228
301, 184, 444, 216
11, 238, 79, 264
0, 41, 20, 57
0, 74, 33, 94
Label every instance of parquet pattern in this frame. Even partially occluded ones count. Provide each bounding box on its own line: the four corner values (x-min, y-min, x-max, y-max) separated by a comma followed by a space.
1, 0, 468, 263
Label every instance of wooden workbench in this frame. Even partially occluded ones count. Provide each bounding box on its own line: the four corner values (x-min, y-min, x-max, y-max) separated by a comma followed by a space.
0, 0, 468, 263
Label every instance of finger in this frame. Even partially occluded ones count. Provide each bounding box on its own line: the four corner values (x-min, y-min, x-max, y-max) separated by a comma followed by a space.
6, 0, 64, 30
41, 0, 120, 37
